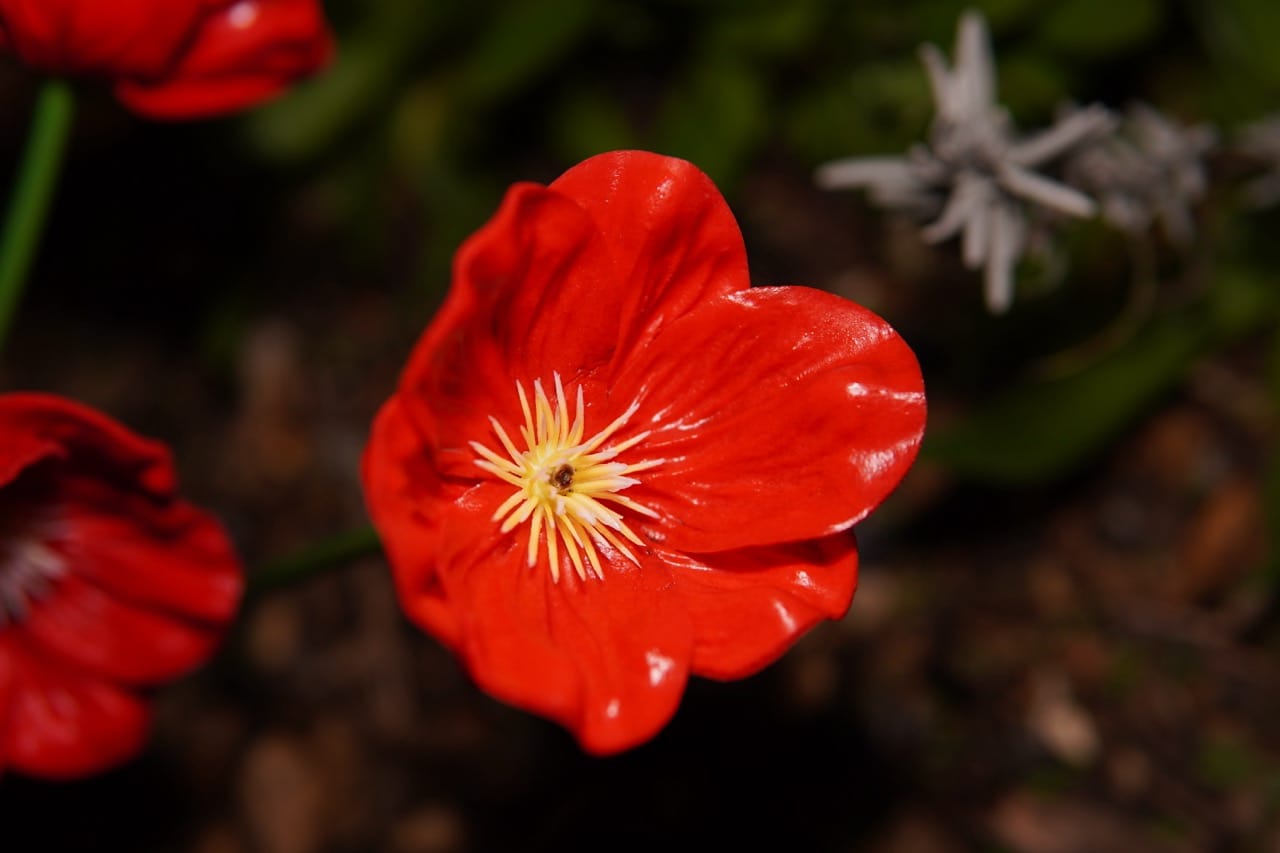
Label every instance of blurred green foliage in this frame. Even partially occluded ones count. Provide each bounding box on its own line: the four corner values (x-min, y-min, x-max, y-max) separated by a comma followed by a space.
924, 262, 1277, 484
235, 0, 1280, 495
1197, 729, 1266, 791
239, 0, 1280, 252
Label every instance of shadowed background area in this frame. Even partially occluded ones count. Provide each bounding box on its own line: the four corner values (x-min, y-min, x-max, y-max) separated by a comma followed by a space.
2, 0, 1280, 850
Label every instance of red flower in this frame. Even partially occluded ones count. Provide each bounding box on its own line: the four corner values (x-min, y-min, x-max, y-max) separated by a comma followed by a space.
362, 151, 926, 754
0, 394, 242, 778
0, 0, 332, 119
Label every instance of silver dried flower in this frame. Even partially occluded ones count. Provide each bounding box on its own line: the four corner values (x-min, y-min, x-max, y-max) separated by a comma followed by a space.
1236, 115, 1280, 209
1065, 103, 1216, 245
817, 10, 1113, 313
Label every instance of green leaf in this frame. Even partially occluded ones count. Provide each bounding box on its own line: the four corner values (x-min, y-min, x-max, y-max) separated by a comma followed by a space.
998, 51, 1069, 122
241, 3, 445, 163
974, 0, 1045, 30
549, 86, 638, 164
456, 0, 596, 104
924, 306, 1210, 484
1038, 0, 1162, 59
1197, 731, 1262, 790
925, 268, 1276, 485
707, 0, 824, 59
784, 58, 931, 165
1202, 0, 1280, 84
651, 58, 769, 186
1195, 0, 1280, 119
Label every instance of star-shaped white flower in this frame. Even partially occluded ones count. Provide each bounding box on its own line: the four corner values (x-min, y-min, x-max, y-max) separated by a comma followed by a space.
1065, 103, 1216, 245
817, 10, 1113, 312
1236, 114, 1280, 209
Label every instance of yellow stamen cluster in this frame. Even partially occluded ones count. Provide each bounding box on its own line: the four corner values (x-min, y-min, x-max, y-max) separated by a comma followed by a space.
470, 374, 660, 582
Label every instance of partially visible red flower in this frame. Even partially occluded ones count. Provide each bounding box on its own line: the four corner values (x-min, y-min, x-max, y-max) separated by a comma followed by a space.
0, 0, 332, 119
0, 394, 242, 778
363, 150, 927, 754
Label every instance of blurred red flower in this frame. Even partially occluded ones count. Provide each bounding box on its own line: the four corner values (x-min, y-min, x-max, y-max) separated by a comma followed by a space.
0, 394, 242, 778
0, 0, 332, 118
363, 150, 926, 754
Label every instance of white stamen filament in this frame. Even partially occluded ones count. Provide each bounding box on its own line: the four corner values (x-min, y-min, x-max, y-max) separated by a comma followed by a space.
469, 373, 660, 582
0, 538, 67, 627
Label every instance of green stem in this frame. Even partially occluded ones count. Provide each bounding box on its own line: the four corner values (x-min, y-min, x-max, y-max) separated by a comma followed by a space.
248, 525, 384, 595
0, 79, 76, 355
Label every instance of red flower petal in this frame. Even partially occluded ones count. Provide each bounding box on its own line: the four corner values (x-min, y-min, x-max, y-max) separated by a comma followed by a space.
430, 487, 694, 755
0, 393, 176, 495
612, 285, 925, 552
361, 398, 459, 647
543, 553, 692, 755
397, 183, 606, 476
115, 0, 333, 119
1, 637, 150, 779
660, 533, 858, 680
0, 395, 242, 627
59, 500, 241, 625
0, 430, 58, 489
0, 0, 203, 76
547, 150, 750, 357
368, 395, 697, 753
397, 151, 751, 479
21, 574, 222, 685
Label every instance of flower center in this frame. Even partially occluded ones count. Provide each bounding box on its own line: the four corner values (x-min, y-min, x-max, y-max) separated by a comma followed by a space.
0, 532, 66, 627
470, 373, 660, 582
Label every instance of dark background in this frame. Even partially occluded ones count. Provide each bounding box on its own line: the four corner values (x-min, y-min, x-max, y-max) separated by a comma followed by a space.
3, 1, 1280, 850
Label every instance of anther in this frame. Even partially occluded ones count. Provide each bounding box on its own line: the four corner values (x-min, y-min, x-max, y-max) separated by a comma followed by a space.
552, 464, 574, 491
